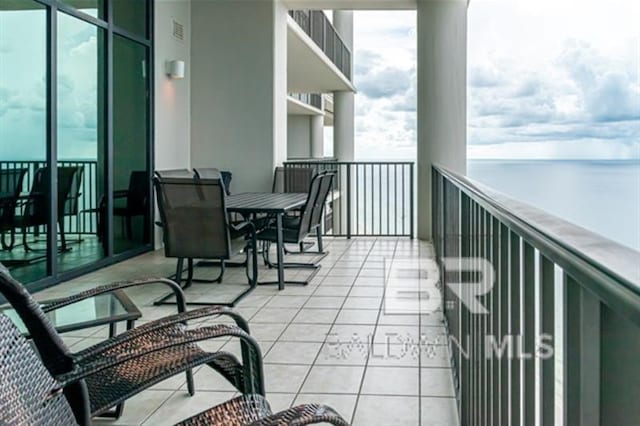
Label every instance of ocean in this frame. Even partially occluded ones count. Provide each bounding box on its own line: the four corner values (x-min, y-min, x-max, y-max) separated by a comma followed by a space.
467, 160, 640, 251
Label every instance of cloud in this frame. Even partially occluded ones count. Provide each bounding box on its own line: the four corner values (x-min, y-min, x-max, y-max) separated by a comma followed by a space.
468, 38, 640, 157
357, 65, 412, 99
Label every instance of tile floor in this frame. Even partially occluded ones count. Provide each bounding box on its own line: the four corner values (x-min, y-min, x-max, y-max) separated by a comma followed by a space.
34, 238, 459, 426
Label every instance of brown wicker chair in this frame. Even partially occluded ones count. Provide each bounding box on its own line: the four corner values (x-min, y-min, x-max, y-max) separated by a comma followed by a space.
0, 263, 264, 424
0, 313, 349, 426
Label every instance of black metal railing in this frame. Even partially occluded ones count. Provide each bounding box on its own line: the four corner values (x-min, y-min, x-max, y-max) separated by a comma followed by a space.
284, 160, 414, 238
432, 166, 640, 425
289, 93, 323, 110
288, 10, 352, 80
0, 160, 99, 235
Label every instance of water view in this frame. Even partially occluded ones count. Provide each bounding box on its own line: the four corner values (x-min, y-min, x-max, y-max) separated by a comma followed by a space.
468, 159, 640, 251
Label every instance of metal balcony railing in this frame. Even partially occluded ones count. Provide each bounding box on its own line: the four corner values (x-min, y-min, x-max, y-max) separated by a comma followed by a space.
289, 93, 323, 110
288, 10, 352, 80
284, 160, 414, 238
432, 166, 640, 425
0, 160, 99, 235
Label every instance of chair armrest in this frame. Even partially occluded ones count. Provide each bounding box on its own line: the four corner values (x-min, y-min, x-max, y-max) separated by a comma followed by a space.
73, 305, 252, 361
56, 323, 261, 388
41, 277, 187, 315
230, 219, 256, 234
248, 404, 350, 426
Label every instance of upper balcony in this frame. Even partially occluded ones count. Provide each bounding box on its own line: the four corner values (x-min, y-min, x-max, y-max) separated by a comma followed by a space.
287, 10, 356, 93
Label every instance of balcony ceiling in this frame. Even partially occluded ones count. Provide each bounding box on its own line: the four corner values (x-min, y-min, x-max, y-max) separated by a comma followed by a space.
284, 0, 418, 9
287, 17, 356, 93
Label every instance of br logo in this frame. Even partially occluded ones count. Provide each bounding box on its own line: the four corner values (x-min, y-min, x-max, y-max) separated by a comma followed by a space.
383, 257, 494, 315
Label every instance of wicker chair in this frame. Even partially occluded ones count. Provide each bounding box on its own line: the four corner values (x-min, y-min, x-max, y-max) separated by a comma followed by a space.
0, 263, 264, 424
0, 313, 349, 426
153, 175, 258, 307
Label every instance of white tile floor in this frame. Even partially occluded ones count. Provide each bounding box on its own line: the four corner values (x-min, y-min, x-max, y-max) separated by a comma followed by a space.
34, 238, 459, 426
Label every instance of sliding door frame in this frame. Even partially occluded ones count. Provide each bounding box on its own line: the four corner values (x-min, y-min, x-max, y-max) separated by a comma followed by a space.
7, 0, 155, 292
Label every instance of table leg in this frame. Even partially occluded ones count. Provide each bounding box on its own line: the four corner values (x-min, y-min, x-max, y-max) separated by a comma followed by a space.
276, 213, 285, 290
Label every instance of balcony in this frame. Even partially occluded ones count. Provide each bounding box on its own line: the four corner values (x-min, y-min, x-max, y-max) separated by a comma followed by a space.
287, 10, 356, 93
3, 161, 639, 424
287, 93, 324, 116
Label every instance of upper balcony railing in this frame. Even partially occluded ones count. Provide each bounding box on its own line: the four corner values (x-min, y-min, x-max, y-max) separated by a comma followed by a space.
432, 166, 640, 425
288, 10, 352, 80
288, 93, 323, 110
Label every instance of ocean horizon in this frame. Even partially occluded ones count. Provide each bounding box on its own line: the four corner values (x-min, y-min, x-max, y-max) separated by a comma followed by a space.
467, 159, 640, 251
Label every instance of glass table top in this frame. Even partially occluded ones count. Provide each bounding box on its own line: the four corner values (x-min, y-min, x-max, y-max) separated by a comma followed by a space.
1, 290, 140, 335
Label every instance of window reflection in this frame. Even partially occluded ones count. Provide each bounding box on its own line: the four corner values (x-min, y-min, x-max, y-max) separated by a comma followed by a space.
57, 12, 106, 273
113, 35, 150, 253
0, 1, 49, 283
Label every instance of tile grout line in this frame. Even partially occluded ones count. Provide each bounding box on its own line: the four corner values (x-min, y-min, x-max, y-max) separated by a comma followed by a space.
293, 238, 380, 424
349, 238, 400, 424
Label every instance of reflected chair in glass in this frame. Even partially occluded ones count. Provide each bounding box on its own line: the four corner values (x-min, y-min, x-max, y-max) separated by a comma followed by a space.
153, 176, 259, 307
113, 170, 150, 242
0, 168, 27, 251
257, 172, 334, 285
0, 313, 348, 426
15, 166, 83, 252
0, 263, 265, 424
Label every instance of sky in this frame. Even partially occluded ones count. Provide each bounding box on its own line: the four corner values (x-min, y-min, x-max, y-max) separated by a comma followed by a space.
352, 0, 640, 160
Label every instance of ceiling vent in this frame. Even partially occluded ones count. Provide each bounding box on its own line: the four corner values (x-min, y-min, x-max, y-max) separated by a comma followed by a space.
172, 19, 184, 42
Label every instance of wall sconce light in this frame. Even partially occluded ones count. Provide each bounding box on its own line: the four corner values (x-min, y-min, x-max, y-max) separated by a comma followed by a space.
166, 60, 185, 79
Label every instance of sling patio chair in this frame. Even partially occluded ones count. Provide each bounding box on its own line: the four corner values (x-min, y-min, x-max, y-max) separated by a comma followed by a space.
0, 313, 349, 426
14, 166, 84, 253
153, 175, 259, 307
0, 263, 264, 423
113, 170, 150, 242
0, 168, 27, 251
256, 172, 334, 286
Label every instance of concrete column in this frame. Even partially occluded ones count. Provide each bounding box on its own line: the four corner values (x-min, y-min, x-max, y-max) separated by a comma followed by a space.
310, 115, 324, 158
332, 10, 355, 161
417, 0, 468, 240
190, 0, 287, 193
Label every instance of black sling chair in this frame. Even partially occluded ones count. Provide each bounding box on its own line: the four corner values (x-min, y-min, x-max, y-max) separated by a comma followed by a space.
153, 175, 258, 307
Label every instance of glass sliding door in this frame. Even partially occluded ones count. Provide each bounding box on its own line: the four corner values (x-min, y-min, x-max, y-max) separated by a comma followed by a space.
112, 35, 150, 254
57, 12, 106, 273
0, 1, 50, 283
0, 0, 152, 288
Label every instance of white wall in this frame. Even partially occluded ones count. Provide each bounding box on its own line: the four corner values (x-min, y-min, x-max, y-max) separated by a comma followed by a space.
154, 0, 192, 247
190, 0, 288, 193
417, 0, 467, 240
288, 115, 311, 158
155, 0, 191, 171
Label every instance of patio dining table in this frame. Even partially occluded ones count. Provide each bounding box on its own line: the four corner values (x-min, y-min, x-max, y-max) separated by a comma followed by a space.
226, 192, 307, 290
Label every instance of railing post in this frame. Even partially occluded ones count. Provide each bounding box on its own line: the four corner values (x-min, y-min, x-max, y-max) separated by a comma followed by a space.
346, 163, 351, 239
540, 255, 555, 426
410, 163, 415, 239
522, 242, 535, 426
564, 273, 600, 426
